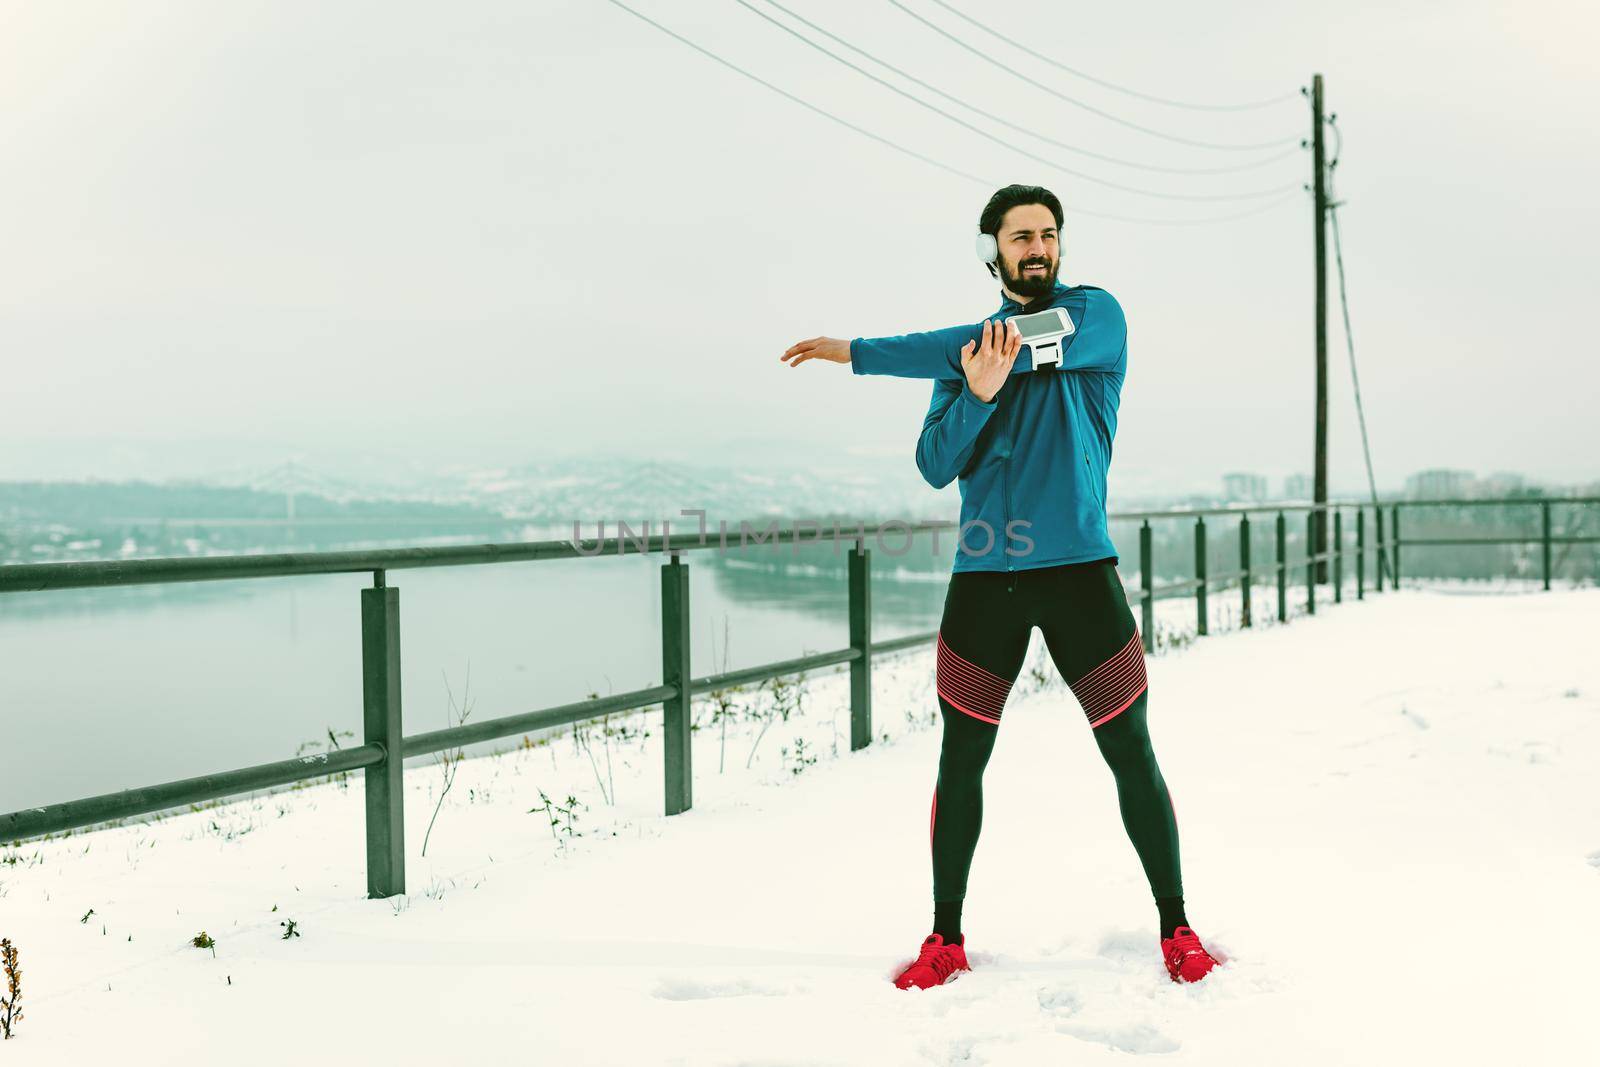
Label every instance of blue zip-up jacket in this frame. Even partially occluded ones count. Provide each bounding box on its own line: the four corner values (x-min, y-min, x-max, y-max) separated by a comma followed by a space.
849, 281, 1126, 573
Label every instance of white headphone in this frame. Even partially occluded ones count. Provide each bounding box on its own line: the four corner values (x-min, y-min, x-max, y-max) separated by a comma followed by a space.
975, 231, 997, 265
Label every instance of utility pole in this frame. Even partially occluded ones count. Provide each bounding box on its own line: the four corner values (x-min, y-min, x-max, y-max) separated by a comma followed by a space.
1311, 73, 1329, 583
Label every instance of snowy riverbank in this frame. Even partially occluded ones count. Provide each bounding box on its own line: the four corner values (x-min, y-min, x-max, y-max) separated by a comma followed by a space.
2, 586, 1597, 1064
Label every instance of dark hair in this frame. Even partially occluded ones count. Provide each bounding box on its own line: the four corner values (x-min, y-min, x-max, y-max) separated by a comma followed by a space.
978, 185, 1063, 278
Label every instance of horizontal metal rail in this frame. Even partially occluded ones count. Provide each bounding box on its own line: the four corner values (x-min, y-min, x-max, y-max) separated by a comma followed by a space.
1106, 496, 1597, 523
868, 630, 940, 656
2, 744, 386, 841
1395, 536, 1598, 547
405, 632, 934, 751
0, 522, 954, 593
104, 515, 536, 528
13, 499, 1593, 594
402, 685, 680, 760
1385, 497, 1600, 508
405, 634, 941, 761
692, 647, 860, 694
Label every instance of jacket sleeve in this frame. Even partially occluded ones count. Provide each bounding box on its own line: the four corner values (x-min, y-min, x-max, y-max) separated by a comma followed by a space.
1053, 289, 1128, 374
915, 377, 997, 490
851, 321, 1038, 380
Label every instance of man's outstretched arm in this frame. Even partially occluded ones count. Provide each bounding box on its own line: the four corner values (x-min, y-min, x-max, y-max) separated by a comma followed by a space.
781, 319, 1038, 380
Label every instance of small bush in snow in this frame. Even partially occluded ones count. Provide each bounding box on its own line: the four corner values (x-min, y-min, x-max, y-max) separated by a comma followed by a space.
746, 673, 807, 769
1, 938, 22, 1039
423, 662, 476, 858
528, 789, 585, 853
781, 737, 818, 777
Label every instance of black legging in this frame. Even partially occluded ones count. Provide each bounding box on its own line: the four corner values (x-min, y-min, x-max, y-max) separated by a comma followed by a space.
929, 558, 1182, 905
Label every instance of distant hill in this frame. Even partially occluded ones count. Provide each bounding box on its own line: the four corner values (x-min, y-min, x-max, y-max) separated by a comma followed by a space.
412, 455, 948, 527
0, 479, 493, 525
0, 459, 954, 564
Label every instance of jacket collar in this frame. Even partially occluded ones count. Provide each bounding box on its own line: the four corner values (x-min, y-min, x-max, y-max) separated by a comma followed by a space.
997, 280, 1071, 315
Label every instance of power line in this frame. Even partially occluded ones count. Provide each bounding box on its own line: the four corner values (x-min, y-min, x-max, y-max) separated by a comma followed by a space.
602, 0, 1297, 226
758, 0, 1301, 176
922, 0, 1301, 113
602, 0, 989, 186
888, 0, 1300, 152
737, 0, 1298, 201
1331, 209, 1380, 509
1325, 118, 1382, 512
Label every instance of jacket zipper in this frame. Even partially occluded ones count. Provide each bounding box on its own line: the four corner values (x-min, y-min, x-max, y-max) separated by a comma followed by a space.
1003, 386, 1019, 574
1000, 305, 1020, 576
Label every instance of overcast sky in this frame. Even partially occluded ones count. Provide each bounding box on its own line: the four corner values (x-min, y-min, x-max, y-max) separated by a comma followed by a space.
2, 0, 1595, 497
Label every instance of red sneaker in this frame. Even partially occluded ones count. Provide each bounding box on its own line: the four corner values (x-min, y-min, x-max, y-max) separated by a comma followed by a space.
1161, 926, 1219, 983
892, 932, 970, 990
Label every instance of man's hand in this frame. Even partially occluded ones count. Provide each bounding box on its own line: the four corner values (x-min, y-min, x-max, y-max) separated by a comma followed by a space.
962, 319, 1020, 403
780, 336, 851, 368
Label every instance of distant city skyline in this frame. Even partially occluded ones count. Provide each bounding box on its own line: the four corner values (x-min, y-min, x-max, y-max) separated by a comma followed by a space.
1213, 465, 1582, 505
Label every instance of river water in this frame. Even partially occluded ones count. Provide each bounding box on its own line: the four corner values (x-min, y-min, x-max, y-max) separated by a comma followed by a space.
0, 536, 968, 812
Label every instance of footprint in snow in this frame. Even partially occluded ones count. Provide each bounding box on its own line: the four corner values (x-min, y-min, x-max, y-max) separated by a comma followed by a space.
1486, 741, 1556, 765
1094, 929, 1153, 967
1521, 740, 1556, 764
918, 1031, 1002, 1066
1587, 850, 1600, 870
1056, 1021, 1180, 1055
1036, 984, 1082, 1016
651, 975, 794, 1000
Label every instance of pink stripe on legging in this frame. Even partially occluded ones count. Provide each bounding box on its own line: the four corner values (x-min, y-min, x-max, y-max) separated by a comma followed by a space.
938, 690, 1003, 725
936, 635, 1012, 700
1071, 630, 1148, 725
936, 631, 1012, 722
1088, 681, 1147, 728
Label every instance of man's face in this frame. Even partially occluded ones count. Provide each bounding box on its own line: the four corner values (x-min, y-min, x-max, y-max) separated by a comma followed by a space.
993, 203, 1061, 299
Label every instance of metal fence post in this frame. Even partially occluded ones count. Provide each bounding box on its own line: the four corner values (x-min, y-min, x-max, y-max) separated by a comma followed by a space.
1333, 510, 1343, 604
1194, 517, 1208, 636
1305, 511, 1317, 615
361, 572, 405, 899
1276, 511, 1287, 622
661, 552, 692, 816
1240, 514, 1252, 628
847, 541, 873, 751
1139, 521, 1154, 653
1391, 505, 1402, 589
1357, 508, 1365, 600
1375, 504, 1387, 592
1542, 501, 1552, 591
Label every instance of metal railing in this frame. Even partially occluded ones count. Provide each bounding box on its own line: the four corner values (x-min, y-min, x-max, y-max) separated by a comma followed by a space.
1129, 500, 1383, 648
1123, 496, 1598, 650
3, 496, 1593, 896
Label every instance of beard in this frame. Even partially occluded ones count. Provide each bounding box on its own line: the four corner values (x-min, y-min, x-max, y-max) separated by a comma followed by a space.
1000, 253, 1059, 299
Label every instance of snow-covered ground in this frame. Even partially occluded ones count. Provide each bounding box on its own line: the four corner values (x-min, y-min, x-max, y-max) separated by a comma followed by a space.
2, 585, 1597, 1065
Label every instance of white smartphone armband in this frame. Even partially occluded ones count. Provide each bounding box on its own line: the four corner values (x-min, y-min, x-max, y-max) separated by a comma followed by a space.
1008, 307, 1075, 369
